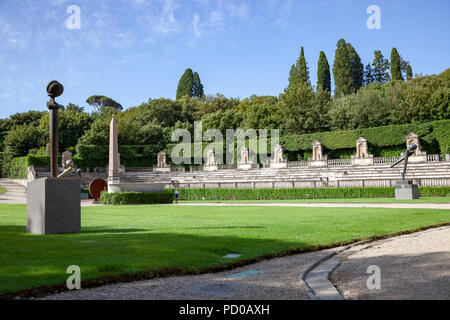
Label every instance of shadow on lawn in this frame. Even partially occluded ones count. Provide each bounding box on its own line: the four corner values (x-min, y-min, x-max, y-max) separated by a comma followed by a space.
0, 224, 310, 298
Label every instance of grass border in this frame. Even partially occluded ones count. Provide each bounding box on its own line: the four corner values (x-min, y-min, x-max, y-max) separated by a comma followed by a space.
1, 222, 449, 300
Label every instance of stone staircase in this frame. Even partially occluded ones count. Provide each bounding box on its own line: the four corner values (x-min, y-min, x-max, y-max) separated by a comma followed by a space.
0, 180, 27, 203
32, 161, 450, 189
120, 162, 450, 188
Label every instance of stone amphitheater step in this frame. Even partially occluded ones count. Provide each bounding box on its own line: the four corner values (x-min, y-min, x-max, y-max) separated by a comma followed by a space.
0, 182, 27, 197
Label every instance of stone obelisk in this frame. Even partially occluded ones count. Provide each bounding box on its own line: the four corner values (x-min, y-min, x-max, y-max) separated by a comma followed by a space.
107, 116, 120, 192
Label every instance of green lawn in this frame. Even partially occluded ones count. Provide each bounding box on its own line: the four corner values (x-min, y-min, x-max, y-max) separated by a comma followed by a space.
0, 203, 449, 294
180, 197, 450, 204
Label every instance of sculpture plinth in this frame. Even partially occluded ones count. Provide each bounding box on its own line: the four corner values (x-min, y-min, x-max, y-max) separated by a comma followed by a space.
154, 151, 171, 173
203, 149, 218, 171
394, 180, 419, 200
26, 81, 81, 235
309, 141, 328, 167
270, 144, 287, 169
391, 144, 420, 200
27, 177, 80, 235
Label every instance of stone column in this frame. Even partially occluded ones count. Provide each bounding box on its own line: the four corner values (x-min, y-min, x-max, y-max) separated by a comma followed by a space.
107, 117, 121, 192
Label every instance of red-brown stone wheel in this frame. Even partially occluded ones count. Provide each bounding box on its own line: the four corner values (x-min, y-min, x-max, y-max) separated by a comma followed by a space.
89, 178, 107, 201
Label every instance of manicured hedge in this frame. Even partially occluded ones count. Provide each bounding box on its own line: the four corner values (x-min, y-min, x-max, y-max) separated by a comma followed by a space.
167, 119, 450, 162
76, 144, 158, 167
176, 187, 450, 200
3, 157, 27, 179
100, 190, 174, 205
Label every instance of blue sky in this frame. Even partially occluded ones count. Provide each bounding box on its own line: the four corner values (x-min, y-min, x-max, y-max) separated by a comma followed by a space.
0, 0, 449, 118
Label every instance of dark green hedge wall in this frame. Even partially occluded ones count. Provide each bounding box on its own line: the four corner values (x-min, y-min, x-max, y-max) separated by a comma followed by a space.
176, 187, 450, 200
100, 190, 174, 205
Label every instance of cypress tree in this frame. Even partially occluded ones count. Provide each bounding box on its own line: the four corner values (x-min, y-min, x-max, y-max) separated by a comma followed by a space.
289, 46, 310, 87
317, 51, 331, 92
390, 47, 403, 81
288, 64, 300, 87
192, 72, 204, 97
333, 39, 353, 96
372, 50, 390, 83
406, 64, 413, 81
364, 63, 374, 85
176, 68, 195, 99
297, 46, 310, 86
347, 43, 364, 91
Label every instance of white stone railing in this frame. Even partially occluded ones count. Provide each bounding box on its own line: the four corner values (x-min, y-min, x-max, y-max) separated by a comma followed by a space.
427, 154, 442, 162
328, 159, 352, 166
218, 164, 238, 170
374, 156, 402, 164
125, 167, 154, 172
287, 161, 308, 168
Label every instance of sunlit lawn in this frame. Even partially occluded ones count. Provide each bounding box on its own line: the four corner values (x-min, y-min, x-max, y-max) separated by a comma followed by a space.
0, 203, 449, 294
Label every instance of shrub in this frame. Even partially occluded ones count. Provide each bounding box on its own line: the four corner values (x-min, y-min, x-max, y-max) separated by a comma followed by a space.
3, 157, 28, 179
100, 190, 174, 205
176, 187, 449, 200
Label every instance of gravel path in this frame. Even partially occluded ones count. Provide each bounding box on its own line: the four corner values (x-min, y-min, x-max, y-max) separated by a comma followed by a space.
40, 248, 344, 300
331, 226, 450, 300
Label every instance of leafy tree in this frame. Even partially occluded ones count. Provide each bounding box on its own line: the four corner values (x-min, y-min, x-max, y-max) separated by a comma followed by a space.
317, 51, 331, 92
278, 82, 316, 134
333, 39, 353, 96
372, 50, 391, 83
9, 110, 46, 127
176, 68, 195, 99
406, 64, 413, 81
390, 47, 403, 81
4, 124, 42, 156
192, 72, 204, 98
428, 88, 450, 120
38, 107, 93, 152
202, 109, 243, 133
364, 63, 375, 85
238, 95, 280, 130
86, 95, 123, 112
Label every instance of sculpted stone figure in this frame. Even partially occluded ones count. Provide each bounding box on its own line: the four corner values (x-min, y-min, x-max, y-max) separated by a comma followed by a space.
57, 150, 75, 178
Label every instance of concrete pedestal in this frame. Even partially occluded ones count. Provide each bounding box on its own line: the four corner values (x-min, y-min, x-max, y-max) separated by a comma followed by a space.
395, 180, 419, 200
27, 178, 81, 235
270, 162, 288, 169
351, 157, 374, 166
154, 166, 171, 173
238, 163, 252, 170
309, 160, 328, 167
203, 165, 218, 172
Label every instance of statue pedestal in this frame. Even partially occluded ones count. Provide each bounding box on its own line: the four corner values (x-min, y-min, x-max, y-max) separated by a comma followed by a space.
238, 163, 253, 170
107, 177, 121, 193
27, 177, 81, 235
270, 161, 287, 169
351, 157, 374, 166
203, 165, 218, 172
308, 160, 328, 167
395, 180, 419, 200
154, 166, 171, 173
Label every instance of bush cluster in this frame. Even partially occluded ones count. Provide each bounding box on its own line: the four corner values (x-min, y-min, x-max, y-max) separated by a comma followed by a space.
176, 187, 449, 200
100, 190, 174, 205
